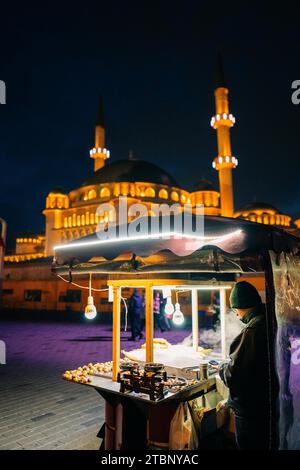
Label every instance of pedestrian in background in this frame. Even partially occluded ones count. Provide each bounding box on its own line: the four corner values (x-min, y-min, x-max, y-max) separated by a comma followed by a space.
128, 289, 144, 341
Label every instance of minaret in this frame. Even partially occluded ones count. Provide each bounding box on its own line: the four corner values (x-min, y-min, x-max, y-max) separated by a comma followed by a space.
89, 97, 110, 172
211, 55, 238, 217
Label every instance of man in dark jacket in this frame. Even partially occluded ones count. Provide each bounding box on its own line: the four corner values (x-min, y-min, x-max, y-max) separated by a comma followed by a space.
128, 289, 145, 341
218, 281, 277, 449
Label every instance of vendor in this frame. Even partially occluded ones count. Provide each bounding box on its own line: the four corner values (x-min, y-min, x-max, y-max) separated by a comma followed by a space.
217, 281, 278, 450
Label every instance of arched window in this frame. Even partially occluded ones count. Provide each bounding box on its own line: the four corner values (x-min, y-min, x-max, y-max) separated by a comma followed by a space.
90, 213, 95, 225
81, 214, 85, 225
145, 187, 155, 198
64, 217, 68, 228
57, 198, 63, 209
263, 215, 269, 225
100, 187, 111, 198
171, 191, 179, 202
159, 189, 168, 199
68, 216, 72, 227
77, 215, 81, 226
181, 194, 186, 203
204, 194, 212, 207
88, 189, 97, 200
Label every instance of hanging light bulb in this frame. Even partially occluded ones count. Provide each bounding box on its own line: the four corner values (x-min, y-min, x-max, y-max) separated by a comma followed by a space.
84, 274, 97, 320
172, 303, 185, 325
85, 296, 97, 319
172, 291, 185, 325
164, 295, 174, 315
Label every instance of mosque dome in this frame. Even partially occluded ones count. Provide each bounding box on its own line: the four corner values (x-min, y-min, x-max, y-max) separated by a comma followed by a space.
192, 178, 218, 192
235, 202, 291, 228
236, 202, 279, 214
81, 159, 180, 188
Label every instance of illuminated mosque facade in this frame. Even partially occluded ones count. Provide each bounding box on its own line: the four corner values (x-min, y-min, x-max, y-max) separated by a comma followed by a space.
3, 61, 299, 310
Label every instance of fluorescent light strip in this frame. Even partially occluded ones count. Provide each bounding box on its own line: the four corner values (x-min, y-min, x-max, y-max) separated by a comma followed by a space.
54, 229, 242, 251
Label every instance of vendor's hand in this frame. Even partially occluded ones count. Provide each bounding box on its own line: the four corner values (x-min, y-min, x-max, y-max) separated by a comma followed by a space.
210, 364, 220, 371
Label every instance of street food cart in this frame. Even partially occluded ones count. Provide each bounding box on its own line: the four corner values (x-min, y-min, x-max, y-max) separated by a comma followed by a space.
53, 215, 300, 450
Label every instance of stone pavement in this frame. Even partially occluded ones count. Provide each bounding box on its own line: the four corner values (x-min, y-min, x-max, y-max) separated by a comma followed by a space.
0, 320, 188, 450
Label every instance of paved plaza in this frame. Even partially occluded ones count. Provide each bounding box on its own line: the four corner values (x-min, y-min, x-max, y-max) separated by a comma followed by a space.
0, 319, 188, 450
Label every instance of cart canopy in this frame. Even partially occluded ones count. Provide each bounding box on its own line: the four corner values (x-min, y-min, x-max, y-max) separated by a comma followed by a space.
53, 215, 300, 275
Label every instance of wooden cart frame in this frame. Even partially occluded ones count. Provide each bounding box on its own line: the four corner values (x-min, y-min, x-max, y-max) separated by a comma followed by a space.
108, 278, 233, 381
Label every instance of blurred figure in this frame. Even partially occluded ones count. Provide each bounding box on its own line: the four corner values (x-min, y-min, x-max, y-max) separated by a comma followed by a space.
205, 304, 216, 329
139, 295, 146, 339
153, 292, 168, 332
128, 289, 144, 341
161, 296, 172, 331
153, 291, 162, 330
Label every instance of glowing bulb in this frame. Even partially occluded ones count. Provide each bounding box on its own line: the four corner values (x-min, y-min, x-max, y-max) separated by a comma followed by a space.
164, 297, 174, 315
172, 303, 184, 325
85, 296, 97, 320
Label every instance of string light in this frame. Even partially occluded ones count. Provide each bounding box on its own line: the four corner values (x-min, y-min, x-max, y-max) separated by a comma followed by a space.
56, 274, 128, 326
164, 296, 175, 316
163, 290, 185, 325
172, 292, 185, 326
56, 274, 109, 292
85, 274, 97, 319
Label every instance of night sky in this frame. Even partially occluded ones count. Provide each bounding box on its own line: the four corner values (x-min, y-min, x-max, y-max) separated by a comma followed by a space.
1, 2, 300, 250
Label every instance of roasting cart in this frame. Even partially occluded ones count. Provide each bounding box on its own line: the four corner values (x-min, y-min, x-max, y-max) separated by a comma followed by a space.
53, 215, 300, 450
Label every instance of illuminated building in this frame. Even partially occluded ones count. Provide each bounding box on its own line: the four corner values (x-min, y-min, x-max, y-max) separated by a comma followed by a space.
2, 60, 298, 310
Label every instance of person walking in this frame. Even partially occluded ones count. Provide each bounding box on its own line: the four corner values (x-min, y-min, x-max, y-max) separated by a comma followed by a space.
128, 289, 144, 341
138, 294, 146, 339
153, 291, 161, 330
160, 296, 171, 331
153, 291, 165, 332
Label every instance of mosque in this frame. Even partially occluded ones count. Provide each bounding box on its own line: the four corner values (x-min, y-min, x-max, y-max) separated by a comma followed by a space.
2, 61, 299, 310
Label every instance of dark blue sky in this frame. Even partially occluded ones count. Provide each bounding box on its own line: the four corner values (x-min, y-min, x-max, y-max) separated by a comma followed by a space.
1, 2, 300, 248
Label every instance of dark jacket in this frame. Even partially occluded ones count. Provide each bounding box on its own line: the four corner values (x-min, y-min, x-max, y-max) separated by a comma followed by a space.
219, 310, 272, 417
128, 292, 145, 318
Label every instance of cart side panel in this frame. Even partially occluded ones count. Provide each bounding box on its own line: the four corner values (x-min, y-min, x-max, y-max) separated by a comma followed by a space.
270, 250, 300, 450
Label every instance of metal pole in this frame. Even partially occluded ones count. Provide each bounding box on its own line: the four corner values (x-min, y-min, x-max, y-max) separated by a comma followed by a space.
0, 218, 7, 300
220, 288, 227, 359
192, 288, 199, 351
112, 286, 121, 381
145, 283, 153, 363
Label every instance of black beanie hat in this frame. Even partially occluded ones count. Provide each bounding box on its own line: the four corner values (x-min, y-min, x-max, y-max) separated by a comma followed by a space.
230, 281, 262, 309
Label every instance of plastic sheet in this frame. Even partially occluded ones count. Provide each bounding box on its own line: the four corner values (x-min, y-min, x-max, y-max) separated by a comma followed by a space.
270, 251, 300, 449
